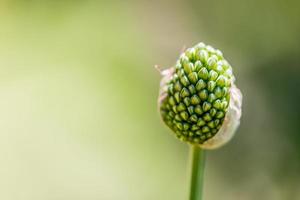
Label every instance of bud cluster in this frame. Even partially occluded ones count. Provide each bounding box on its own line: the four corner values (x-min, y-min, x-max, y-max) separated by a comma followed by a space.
160, 43, 235, 145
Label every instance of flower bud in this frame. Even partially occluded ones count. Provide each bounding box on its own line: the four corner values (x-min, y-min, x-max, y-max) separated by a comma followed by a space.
158, 42, 242, 149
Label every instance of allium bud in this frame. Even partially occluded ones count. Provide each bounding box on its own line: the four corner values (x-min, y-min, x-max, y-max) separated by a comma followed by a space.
158, 42, 242, 149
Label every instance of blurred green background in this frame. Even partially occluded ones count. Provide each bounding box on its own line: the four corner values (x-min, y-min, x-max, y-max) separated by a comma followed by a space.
0, 0, 299, 199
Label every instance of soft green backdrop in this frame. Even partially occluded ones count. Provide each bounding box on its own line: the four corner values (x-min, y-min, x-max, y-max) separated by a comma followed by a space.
0, 0, 299, 200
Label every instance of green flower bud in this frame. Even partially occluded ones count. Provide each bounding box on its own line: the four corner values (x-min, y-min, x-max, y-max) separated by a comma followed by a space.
207, 56, 217, 70
187, 106, 194, 115
183, 63, 194, 74
209, 108, 217, 117
203, 113, 212, 122
180, 111, 189, 120
194, 61, 203, 71
174, 81, 182, 92
207, 81, 216, 92
198, 89, 208, 100
194, 105, 203, 115
188, 85, 196, 94
188, 72, 198, 84
158, 42, 242, 149
208, 93, 216, 103
183, 97, 191, 106
185, 48, 196, 61
197, 118, 205, 127
209, 70, 218, 81
196, 42, 206, 50
213, 99, 222, 109
168, 96, 176, 106
202, 102, 212, 112
190, 115, 198, 123
216, 75, 227, 87
198, 67, 209, 80
174, 92, 181, 103
196, 79, 206, 91
180, 76, 190, 87
180, 88, 190, 98
191, 95, 201, 105
177, 102, 186, 112
215, 49, 223, 59
198, 50, 209, 63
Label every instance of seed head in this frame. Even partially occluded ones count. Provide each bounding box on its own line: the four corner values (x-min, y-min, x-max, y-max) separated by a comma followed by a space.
158, 42, 242, 149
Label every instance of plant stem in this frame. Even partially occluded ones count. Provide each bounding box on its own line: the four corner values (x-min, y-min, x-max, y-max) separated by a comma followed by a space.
189, 145, 206, 200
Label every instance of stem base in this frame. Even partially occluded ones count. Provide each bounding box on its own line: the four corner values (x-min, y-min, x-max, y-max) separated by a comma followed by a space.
189, 146, 206, 200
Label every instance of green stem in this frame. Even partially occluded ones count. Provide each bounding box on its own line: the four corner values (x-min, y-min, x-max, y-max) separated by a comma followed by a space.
189, 145, 206, 200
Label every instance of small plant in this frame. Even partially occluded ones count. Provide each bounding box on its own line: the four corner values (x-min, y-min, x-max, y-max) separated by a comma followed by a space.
158, 42, 242, 200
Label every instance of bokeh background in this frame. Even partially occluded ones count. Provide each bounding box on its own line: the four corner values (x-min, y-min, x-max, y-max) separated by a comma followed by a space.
0, 0, 299, 199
